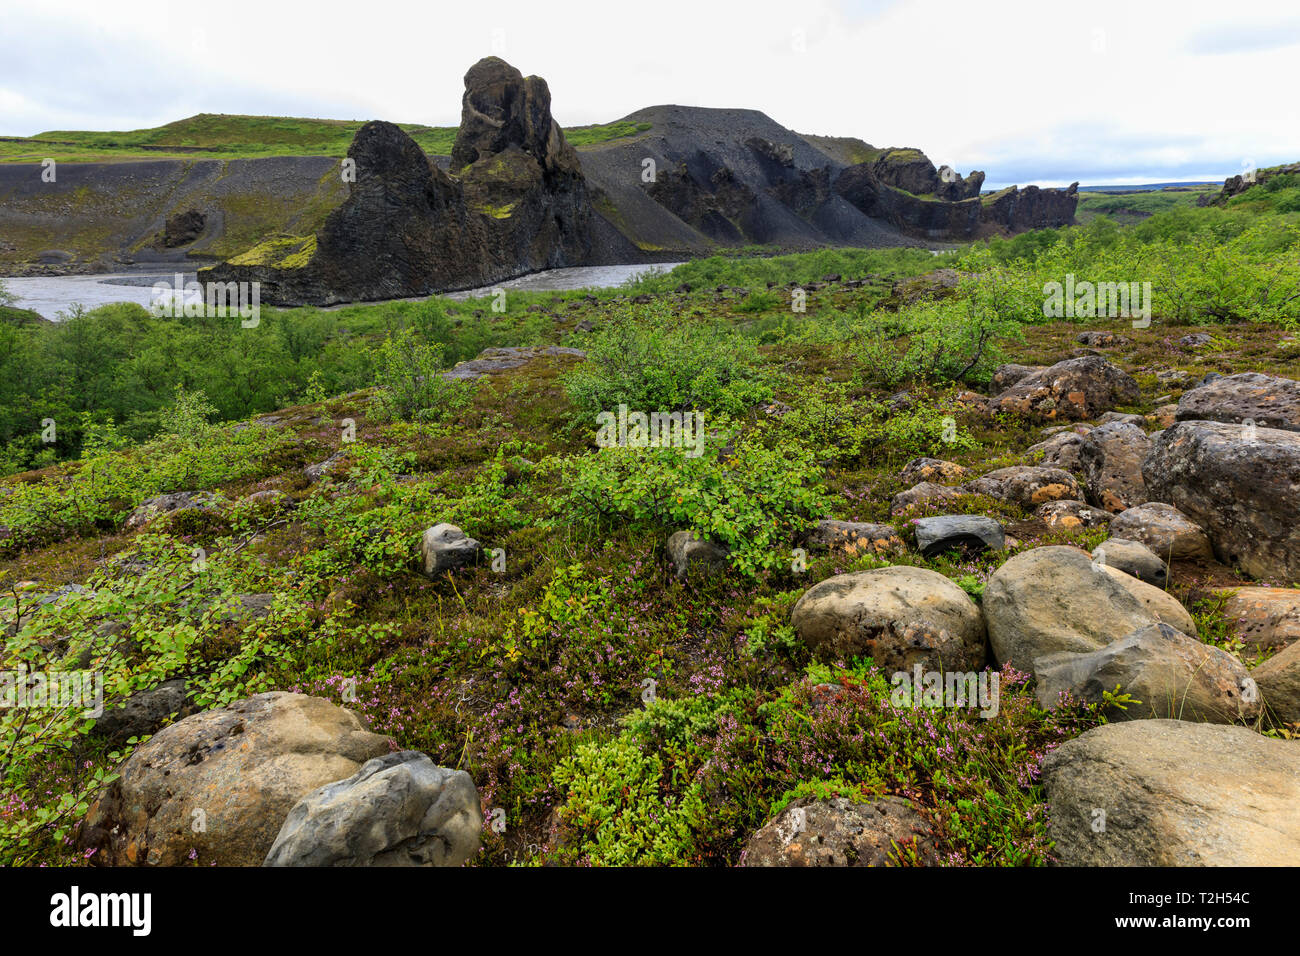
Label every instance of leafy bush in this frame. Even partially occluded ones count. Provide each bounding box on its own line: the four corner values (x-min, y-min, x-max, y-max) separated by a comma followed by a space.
551, 734, 706, 866
548, 427, 829, 576
771, 383, 979, 465
371, 328, 473, 423
563, 303, 771, 419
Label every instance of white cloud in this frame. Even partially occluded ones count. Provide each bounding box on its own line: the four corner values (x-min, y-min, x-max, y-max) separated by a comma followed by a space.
1, 0, 1298, 186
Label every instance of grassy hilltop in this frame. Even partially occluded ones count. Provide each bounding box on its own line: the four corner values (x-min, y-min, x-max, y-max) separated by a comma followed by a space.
0, 113, 653, 163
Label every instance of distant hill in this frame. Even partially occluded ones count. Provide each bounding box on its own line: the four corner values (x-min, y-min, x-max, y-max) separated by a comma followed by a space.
1077, 182, 1221, 193
0, 113, 652, 164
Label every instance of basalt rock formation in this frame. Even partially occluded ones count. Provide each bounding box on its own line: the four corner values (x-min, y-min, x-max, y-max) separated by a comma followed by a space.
834, 147, 1076, 240
980, 181, 1079, 232
198, 57, 594, 305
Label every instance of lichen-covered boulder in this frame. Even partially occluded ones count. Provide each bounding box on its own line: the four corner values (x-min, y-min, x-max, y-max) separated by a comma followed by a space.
791, 566, 986, 671
79, 692, 395, 866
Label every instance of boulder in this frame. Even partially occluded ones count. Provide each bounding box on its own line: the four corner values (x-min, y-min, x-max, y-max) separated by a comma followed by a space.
912, 514, 1004, 557
1041, 720, 1300, 865
1037, 499, 1112, 531
1090, 538, 1166, 586
1175, 371, 1300, 432
990, 363, 1044, 392
242, 489, 294, 509
802, 520, 902, 554
667, 530, 729, 580
964, 465, 1081, 509
983, 546, 1194, 676
1252, 641, 1300, 725
304, 450, 348, 482
739, 796, 939, 867
1217, 587, 1300, 650
1079, 422, 1149, 512
1034, 622, 1258, 723
443, 345, 586, 381
1108, 502, 1212, 562
1143, 420, 1300, 580
989, 356, 1139, 422
124, 491, 218, 531
421, 524, 481, 576
79, 692, 395, 866
898, 457, 967, 486
790, 566, 986, 671
889, 481, 964, 516
90, 679, 193, 748
1096, 411, 1146, 427
1026, 427, 1091, 472
264, 751, 482, 867
1076, 331, 1127, 347
1147, 403, 1179, 429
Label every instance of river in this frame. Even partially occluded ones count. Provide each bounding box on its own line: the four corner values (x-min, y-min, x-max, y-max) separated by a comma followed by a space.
1, 262, 684, 321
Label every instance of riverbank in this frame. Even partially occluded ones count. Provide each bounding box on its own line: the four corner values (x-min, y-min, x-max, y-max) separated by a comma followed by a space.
2, 262, 684, 321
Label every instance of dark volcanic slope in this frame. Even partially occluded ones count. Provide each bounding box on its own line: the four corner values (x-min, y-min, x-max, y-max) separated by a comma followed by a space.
0, 157, 343, 271
578, 105, 918, 254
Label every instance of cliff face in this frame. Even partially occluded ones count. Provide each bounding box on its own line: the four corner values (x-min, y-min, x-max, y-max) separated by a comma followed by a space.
834, 149, 1076, 240
980, 182, 1079, 232
198, 58, 594, 305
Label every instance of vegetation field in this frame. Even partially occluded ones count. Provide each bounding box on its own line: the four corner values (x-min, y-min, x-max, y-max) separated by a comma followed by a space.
1, 172, 1298, 867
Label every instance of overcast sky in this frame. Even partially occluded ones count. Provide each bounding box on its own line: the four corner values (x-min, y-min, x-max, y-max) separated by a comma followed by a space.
2, 0, 1298, 188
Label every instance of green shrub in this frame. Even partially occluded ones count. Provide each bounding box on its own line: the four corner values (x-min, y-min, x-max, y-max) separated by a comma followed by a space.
563, 303, 771, 419
551, 734, 707, 866
371, 328, 472, 423
548, 427, 828, 576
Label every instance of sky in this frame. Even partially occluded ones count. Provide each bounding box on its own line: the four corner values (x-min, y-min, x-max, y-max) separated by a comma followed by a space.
2, 0, 1299, 188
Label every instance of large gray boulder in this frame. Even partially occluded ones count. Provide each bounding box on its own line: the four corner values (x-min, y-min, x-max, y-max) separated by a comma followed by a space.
1027, 425, 1092, 472
739, 796, 939, 867
889, 481, 964, 516
989, 356, 1139, 422
1079, 421, 1149, 513
124, 491, 219, 531
802, 520, 902, 554
898, 457, 967, 486
1091, 538, 1166, 586
1108, 501, 1212, 562
1143, 420, 1300, 580
913, 515, 1004, 557
1034, 622, 1259, 723
791, 566, 986, 671
265, 751, 482, 867
1217, 586, 1300, 650
1175, 371, 1300, 432
79, 693, 395, 866
964, 465, 1080, 509
1037, 499, 1112, 531
1041, 720, 1300, 865
983, 546, 1194, 676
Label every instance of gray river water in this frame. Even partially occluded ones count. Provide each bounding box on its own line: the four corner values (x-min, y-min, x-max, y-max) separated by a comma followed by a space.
2, 262, 684, 321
